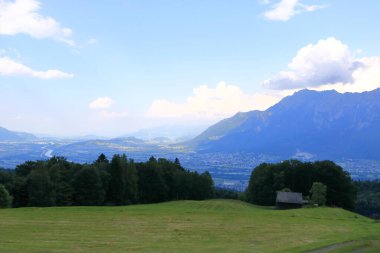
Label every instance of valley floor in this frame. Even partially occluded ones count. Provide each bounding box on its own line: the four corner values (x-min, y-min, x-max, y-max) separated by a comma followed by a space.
0, 200, 379, 253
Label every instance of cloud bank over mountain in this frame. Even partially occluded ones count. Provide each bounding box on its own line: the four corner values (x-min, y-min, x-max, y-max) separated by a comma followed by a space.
263, 38, 380, 93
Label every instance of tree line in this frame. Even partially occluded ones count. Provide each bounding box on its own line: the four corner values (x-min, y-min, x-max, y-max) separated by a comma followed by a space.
0, 154, 214, 207
0, 157, 368, 213
245, 160, 356, 210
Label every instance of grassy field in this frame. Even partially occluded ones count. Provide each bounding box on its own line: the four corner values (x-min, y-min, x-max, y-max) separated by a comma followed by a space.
0, 200, 380, 253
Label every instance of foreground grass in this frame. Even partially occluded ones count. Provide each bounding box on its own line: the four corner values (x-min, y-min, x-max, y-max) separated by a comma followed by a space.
0, 200, 379, 253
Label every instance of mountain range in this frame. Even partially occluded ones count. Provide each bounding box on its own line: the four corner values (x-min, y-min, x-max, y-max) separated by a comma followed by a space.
188, 88, 380, 160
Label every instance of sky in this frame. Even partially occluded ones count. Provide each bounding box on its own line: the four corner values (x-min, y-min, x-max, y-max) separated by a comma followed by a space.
1, 0, 380, 137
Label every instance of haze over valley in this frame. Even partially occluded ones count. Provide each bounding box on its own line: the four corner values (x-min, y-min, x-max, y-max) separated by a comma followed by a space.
2, 88, 380, 189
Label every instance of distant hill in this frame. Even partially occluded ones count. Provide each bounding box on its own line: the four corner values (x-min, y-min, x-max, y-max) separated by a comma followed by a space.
129, 125, 207, 141
50, 136, 169, 163
0, 127, 36, 142
189, 88, 380, 160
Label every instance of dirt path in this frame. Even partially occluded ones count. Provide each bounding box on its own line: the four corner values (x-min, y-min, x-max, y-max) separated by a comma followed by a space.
306, 241, 356, 253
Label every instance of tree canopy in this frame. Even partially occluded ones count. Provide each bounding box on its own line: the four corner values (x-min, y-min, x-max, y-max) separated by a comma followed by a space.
246, 160, 356, 209
0, 154, 214, 208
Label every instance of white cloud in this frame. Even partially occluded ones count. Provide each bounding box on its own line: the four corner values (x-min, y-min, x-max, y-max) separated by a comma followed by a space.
263, 0, 325, 21
146, 82, 282, 120
263, 37, 380, 93
89, 97, 115, 109
314, 57, 380, 93
0, 56, 73, 79
89, 97, 128, 120
0, 0, 74, 45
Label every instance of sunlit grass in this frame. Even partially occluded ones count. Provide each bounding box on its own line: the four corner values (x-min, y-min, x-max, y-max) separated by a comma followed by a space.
0, 200, 379, 253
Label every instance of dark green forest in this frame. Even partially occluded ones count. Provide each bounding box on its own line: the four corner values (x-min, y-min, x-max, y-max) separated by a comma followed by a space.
355, 180, 380, 219
0, 154, 214, 207
246, 160, 357, 210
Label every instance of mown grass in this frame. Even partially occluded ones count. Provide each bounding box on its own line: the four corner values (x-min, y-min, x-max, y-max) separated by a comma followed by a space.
0, 200, 379, 253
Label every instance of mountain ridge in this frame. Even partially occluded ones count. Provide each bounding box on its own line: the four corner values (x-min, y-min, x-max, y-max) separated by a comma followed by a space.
189, 88, 380, 160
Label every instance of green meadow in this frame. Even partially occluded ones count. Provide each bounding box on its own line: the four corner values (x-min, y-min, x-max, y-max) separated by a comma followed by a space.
0, 200, 379, 253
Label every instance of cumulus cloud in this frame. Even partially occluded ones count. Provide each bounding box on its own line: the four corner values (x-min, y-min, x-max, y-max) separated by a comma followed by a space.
89, 97, 115, 109
314, 57, 380, 93
146, 82, 281, 120
263, 37, 380, 93
263, 0, 325, 21
89, 97, 127, 120
264, 38, 358, 89
0, 56, 73, 79
0, 0, 74, 45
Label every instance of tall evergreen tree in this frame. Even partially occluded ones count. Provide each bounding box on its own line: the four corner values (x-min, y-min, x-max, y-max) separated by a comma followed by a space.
137, 162, 168, 203
120, 155, 138, 204
96, 153, 109, 164
27, 167, 55, 207
106, 155, 125, 205
72, 166, 105, 205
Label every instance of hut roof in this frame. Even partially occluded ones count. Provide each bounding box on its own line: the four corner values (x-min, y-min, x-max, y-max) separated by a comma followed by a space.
276, 191, 304, 204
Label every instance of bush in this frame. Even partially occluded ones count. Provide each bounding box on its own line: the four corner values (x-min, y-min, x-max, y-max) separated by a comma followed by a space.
0, 184, 12, 208
310, 182, 327, 206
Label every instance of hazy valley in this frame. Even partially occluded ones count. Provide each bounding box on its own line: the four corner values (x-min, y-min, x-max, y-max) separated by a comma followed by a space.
2, 89, 380, 190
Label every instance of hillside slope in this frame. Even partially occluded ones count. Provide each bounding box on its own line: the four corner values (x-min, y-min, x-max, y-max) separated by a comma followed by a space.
0, 200, 379, 253
190, 89, 380, 160
0, 127, 36, 142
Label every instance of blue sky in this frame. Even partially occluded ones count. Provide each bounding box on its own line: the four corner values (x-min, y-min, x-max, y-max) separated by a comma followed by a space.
1, 0, 380, 137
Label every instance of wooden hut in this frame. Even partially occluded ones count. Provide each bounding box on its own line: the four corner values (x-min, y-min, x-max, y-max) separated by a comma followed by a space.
276, 191, 304, 209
